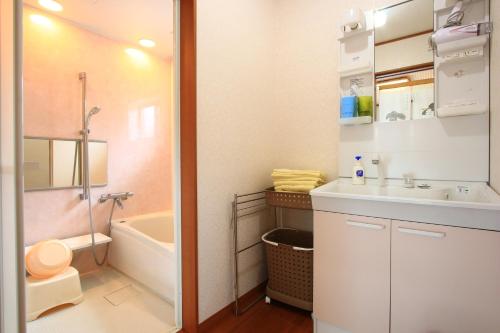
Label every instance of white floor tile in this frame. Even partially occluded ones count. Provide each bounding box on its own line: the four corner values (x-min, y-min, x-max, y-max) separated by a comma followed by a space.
27, 267, 176, 333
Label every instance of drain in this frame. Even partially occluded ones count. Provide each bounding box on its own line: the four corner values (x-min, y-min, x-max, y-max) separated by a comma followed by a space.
103, 284, 140, 306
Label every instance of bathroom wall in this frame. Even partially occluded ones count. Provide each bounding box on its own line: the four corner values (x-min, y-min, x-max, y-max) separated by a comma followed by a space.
23, 7, 172, 270
197, 0, 494, 322
197, 0, 364, 322
491, 0, 500, 192
196, 0, 277, 321
272, 0, 340, 175
339, 116, 489, 181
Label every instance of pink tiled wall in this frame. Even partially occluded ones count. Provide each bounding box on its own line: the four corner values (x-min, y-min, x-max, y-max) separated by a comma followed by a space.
23, 7, 172, 271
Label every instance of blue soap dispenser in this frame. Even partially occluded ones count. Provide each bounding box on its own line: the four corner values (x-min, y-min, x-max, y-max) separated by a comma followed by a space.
352, 155, 365, 185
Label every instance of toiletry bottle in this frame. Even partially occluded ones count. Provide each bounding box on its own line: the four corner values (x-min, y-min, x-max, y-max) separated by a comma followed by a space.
352, 156, 365, 185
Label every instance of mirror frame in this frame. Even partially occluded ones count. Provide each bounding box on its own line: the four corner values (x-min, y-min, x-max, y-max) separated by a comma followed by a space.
24, 136, 108, 192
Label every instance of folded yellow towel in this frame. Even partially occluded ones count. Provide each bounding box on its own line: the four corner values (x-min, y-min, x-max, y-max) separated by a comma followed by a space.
275, 184, 317, 193
274, 168, 323, 174
271, 169, 326, 193
272, 169, 326, 180
271, 176, 325, 182
273, 180, 324, 187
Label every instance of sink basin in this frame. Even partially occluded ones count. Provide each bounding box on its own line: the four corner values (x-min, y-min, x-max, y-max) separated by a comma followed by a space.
321, 182, 450, 201
310, 179, 500, 231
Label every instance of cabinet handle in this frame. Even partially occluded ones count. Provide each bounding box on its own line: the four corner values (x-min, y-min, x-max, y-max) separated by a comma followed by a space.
398, 227, 445, 239
346, 220, 385, 230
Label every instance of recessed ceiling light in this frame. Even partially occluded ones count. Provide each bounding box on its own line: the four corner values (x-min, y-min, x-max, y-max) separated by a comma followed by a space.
139, 39, 156, 48
30, 14, 53, 27
125, 48, 146, 58
38, 0, 63, 12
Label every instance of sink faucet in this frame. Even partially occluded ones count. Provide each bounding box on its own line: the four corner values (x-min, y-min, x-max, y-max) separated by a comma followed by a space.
371, 153, 385, 186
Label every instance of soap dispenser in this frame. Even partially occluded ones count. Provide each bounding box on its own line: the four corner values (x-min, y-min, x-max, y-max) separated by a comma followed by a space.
352, 155, 365, 185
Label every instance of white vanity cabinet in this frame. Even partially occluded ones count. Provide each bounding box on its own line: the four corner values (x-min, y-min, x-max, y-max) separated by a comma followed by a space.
391, 220, 500, 333
314, 212, 390, 333
313, 213, 500, 333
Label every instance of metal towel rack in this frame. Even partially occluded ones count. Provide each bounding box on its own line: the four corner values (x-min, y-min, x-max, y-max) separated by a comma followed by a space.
232, 191, 271, 316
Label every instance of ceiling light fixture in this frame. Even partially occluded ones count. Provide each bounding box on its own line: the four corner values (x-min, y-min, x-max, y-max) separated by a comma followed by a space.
30, 14, 53, 27
125, 48, 147, 59
139, 39, 156, 48
38, 0, 63, 12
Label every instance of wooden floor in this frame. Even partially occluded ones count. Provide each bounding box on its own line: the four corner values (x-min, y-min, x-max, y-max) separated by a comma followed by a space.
200, 299, 313, 333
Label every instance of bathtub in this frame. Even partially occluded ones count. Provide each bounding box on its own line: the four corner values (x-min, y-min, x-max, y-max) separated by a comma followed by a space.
109, 211, 176, 303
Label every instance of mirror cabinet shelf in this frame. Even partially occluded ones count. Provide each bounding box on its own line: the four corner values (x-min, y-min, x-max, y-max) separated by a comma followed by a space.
337, 0, 491, 126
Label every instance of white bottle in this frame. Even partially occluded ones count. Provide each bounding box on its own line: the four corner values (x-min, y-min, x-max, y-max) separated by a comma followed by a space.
352, 155, 365, 185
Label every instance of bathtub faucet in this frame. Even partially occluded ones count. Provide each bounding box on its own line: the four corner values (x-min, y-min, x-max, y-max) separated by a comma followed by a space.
98, 192, 134, 205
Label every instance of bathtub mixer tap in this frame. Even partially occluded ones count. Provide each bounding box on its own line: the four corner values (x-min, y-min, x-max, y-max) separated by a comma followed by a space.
99, 191, 134, 202
99, 192, 134, 209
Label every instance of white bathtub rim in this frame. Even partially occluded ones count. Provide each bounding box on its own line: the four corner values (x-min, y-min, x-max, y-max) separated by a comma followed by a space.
112, 210, 173, 225
111, 210, 175, 252
110, 225, 174, 255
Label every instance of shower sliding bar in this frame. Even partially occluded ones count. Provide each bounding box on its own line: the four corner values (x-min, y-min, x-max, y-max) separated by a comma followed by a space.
79, 72, 86, 129
79, 72, 88, 200
79, 72, 101, 200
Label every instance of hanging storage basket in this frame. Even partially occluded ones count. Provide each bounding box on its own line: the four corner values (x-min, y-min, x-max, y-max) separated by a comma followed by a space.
265, 188, 313, 210
262, 228, 313, 311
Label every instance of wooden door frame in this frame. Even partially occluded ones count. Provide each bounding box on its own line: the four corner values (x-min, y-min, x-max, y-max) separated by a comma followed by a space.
180, 0, 199, 332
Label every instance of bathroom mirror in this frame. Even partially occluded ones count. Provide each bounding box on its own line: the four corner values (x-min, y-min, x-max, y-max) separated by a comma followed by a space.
24, 137, 108, 191
374, 0, 435, 122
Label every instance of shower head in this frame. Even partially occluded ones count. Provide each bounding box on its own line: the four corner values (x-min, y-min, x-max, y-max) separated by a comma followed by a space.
84, 106, 101, 129
88, 106, 101, 117
89, 106, 101, 115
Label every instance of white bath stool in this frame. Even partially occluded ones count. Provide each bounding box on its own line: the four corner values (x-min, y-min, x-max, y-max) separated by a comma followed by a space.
26, 266, 83, 321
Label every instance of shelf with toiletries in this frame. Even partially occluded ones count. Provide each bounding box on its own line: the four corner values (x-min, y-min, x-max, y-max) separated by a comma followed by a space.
338, 31, 373, 77
435, 34, 488, 67
338, 10, 374, 79
339, 116, 372, 126
337, 28, 373, 43
339, 94, 374, 126
337, 9, 375, 126
433, 0, 491, 118
339, 64, 373, 79
339, 72, 374, 126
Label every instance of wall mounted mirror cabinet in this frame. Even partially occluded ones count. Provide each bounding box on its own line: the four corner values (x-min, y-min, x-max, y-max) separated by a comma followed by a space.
338, 0, 490, 125
374, 0, 435, 122
24, 137, 108, 191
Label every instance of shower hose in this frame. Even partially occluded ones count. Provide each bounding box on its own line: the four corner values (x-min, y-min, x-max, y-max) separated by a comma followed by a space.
84, 134, 115, 266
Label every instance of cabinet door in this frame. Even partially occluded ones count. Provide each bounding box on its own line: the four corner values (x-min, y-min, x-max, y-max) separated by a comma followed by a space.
391, 220, 500, 333
314, 212, 390, 333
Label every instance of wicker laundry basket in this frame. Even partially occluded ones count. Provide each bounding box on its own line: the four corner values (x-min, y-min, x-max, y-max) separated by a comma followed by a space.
262, 228, 313, 311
